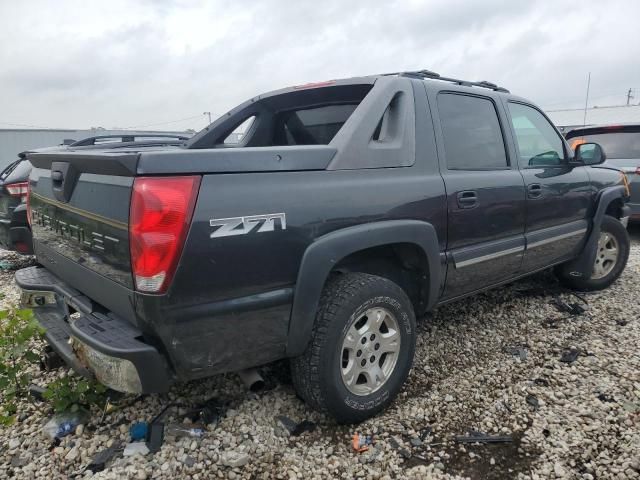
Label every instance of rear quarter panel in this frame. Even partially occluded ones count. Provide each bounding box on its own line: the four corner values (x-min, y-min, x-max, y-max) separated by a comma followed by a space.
141, 167, 446, 377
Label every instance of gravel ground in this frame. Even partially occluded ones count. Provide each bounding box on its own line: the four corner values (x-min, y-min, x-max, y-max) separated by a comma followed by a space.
0, 227, 639, 479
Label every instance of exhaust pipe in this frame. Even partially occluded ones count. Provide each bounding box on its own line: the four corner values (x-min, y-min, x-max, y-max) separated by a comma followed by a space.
237, 368, 265, 392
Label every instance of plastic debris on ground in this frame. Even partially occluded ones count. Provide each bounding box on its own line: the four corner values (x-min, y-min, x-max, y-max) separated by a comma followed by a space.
165, 423, 205, 438
352, 433, 375, 453
388, 436, 411, 458
503, 345, 528, 361
40, 347, 65, 371
123, 442, 150, 457
560, 348, 581, 363
86, 441, 122, 473
550, 296, 587, 316
276, 415, 317, 436
28, 384, 46, 401
129, 422, 148, 441
534, 377, 550, 387
454, 431, 513, 444
526, 394, 540, 410
0, 260, 13, 270
146, 421, 164, 453
43, 409, 90, 439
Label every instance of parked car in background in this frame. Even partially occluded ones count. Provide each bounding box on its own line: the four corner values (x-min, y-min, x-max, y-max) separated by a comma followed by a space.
567, 124, 640, 222
0, 134, 190, 254
0, 157, 32, 253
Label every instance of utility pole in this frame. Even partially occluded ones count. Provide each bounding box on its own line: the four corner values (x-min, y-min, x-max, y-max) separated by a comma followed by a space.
627, 88, 634, 106
203, 111, 212, 124
582, 72, 591, 127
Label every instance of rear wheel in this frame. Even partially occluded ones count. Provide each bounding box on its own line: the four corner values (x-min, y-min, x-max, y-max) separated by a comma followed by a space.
556, 215, 630, 291
291, 273, 416, 423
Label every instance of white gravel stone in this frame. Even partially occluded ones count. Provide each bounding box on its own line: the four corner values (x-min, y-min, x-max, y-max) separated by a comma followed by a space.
1, 233, 640, 479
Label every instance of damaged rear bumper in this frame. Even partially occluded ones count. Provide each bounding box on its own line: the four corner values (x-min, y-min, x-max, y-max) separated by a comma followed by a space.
15, 266, 171, 393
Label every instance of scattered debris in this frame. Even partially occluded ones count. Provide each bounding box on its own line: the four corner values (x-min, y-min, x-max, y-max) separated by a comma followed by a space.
123, 442, 150, 457
28, 384, 46, 401
47, 437, 61, 451
220, 450, 250, 468
389, 437, 411, 458
39, 346, 65, 371
503, 345, 528, 361
419, 426, 433, 441
276, 415, 316, 436
616, 318, 629, 326
454, 431, 513, 444
146, 421, 164, 454
165, 423, 205, 438
42, 409, 90, 439
130, 422, 148, 441
526, 394, 540, 411
534, 378, 550, 387
183, 396, 227, 426
550, 297, 586, 316
0, 259, 13, 270
410, 437, 423, 447
86, 442, 122, 473
597, 393, 615, 403
560, 348, 581, 363
352, 433, 375, 453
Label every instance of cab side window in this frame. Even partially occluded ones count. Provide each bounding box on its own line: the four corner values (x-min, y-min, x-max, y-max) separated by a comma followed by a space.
437, 93, 508, 170
508, 103, 566, 168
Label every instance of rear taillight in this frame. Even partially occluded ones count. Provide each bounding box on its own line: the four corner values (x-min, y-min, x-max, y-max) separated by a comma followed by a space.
129, 176, 200, 294
26, 183, 32, 226
5, 181, 28, 198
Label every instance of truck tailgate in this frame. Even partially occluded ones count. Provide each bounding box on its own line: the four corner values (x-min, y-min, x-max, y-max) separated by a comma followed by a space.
28, 151, 137, 316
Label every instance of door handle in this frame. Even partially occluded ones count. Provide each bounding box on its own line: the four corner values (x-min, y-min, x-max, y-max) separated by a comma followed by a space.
457, 190, 478, 209
527, 183, 542, 199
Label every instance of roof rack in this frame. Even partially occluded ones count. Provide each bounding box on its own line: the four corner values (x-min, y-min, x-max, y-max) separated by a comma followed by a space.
382, 69, 510, 93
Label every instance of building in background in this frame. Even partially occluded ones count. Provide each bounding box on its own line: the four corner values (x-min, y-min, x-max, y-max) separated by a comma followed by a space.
0, 128, 194, 168
546, 104, 640, 134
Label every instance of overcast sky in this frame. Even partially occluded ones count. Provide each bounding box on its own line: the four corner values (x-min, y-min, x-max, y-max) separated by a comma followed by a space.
0, 0, 638, 131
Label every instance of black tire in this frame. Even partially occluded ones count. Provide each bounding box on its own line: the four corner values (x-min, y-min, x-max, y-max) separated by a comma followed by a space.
290, 273, 416, 423
556, 215, 630, 291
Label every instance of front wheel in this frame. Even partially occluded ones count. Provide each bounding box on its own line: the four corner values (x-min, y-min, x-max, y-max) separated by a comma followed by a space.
556, 215, 630, 291
291, 273, 416, 423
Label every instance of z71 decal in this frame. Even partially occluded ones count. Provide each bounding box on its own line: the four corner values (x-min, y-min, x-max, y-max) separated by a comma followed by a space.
209, 213, 287, 238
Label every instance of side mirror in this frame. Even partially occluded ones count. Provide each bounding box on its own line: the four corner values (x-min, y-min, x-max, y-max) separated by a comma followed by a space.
575, 142, 606, 166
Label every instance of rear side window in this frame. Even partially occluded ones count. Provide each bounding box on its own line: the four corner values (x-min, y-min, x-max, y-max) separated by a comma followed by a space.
188, 83, 373, 149
508, 103, 566, 167
437, 93, 508, 170
273, 104, 357, 145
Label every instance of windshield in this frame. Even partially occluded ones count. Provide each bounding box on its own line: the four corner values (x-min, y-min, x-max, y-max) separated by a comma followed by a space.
567, 131, 640, 159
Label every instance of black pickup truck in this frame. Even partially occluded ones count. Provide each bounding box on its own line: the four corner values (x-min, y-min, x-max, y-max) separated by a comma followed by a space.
16, 70, 630, 422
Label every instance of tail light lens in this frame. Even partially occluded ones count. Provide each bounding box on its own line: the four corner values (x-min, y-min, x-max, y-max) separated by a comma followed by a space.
5, 181, 29, 198
129, 176, 201, 294
26, 183, 32, 226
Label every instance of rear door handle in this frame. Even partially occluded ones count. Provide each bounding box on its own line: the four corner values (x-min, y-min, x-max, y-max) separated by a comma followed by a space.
457, 190, 478, 209
528, 183, 542, 199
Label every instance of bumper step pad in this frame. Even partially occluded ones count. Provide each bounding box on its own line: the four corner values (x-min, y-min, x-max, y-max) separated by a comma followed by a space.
15, 266, 172, 393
